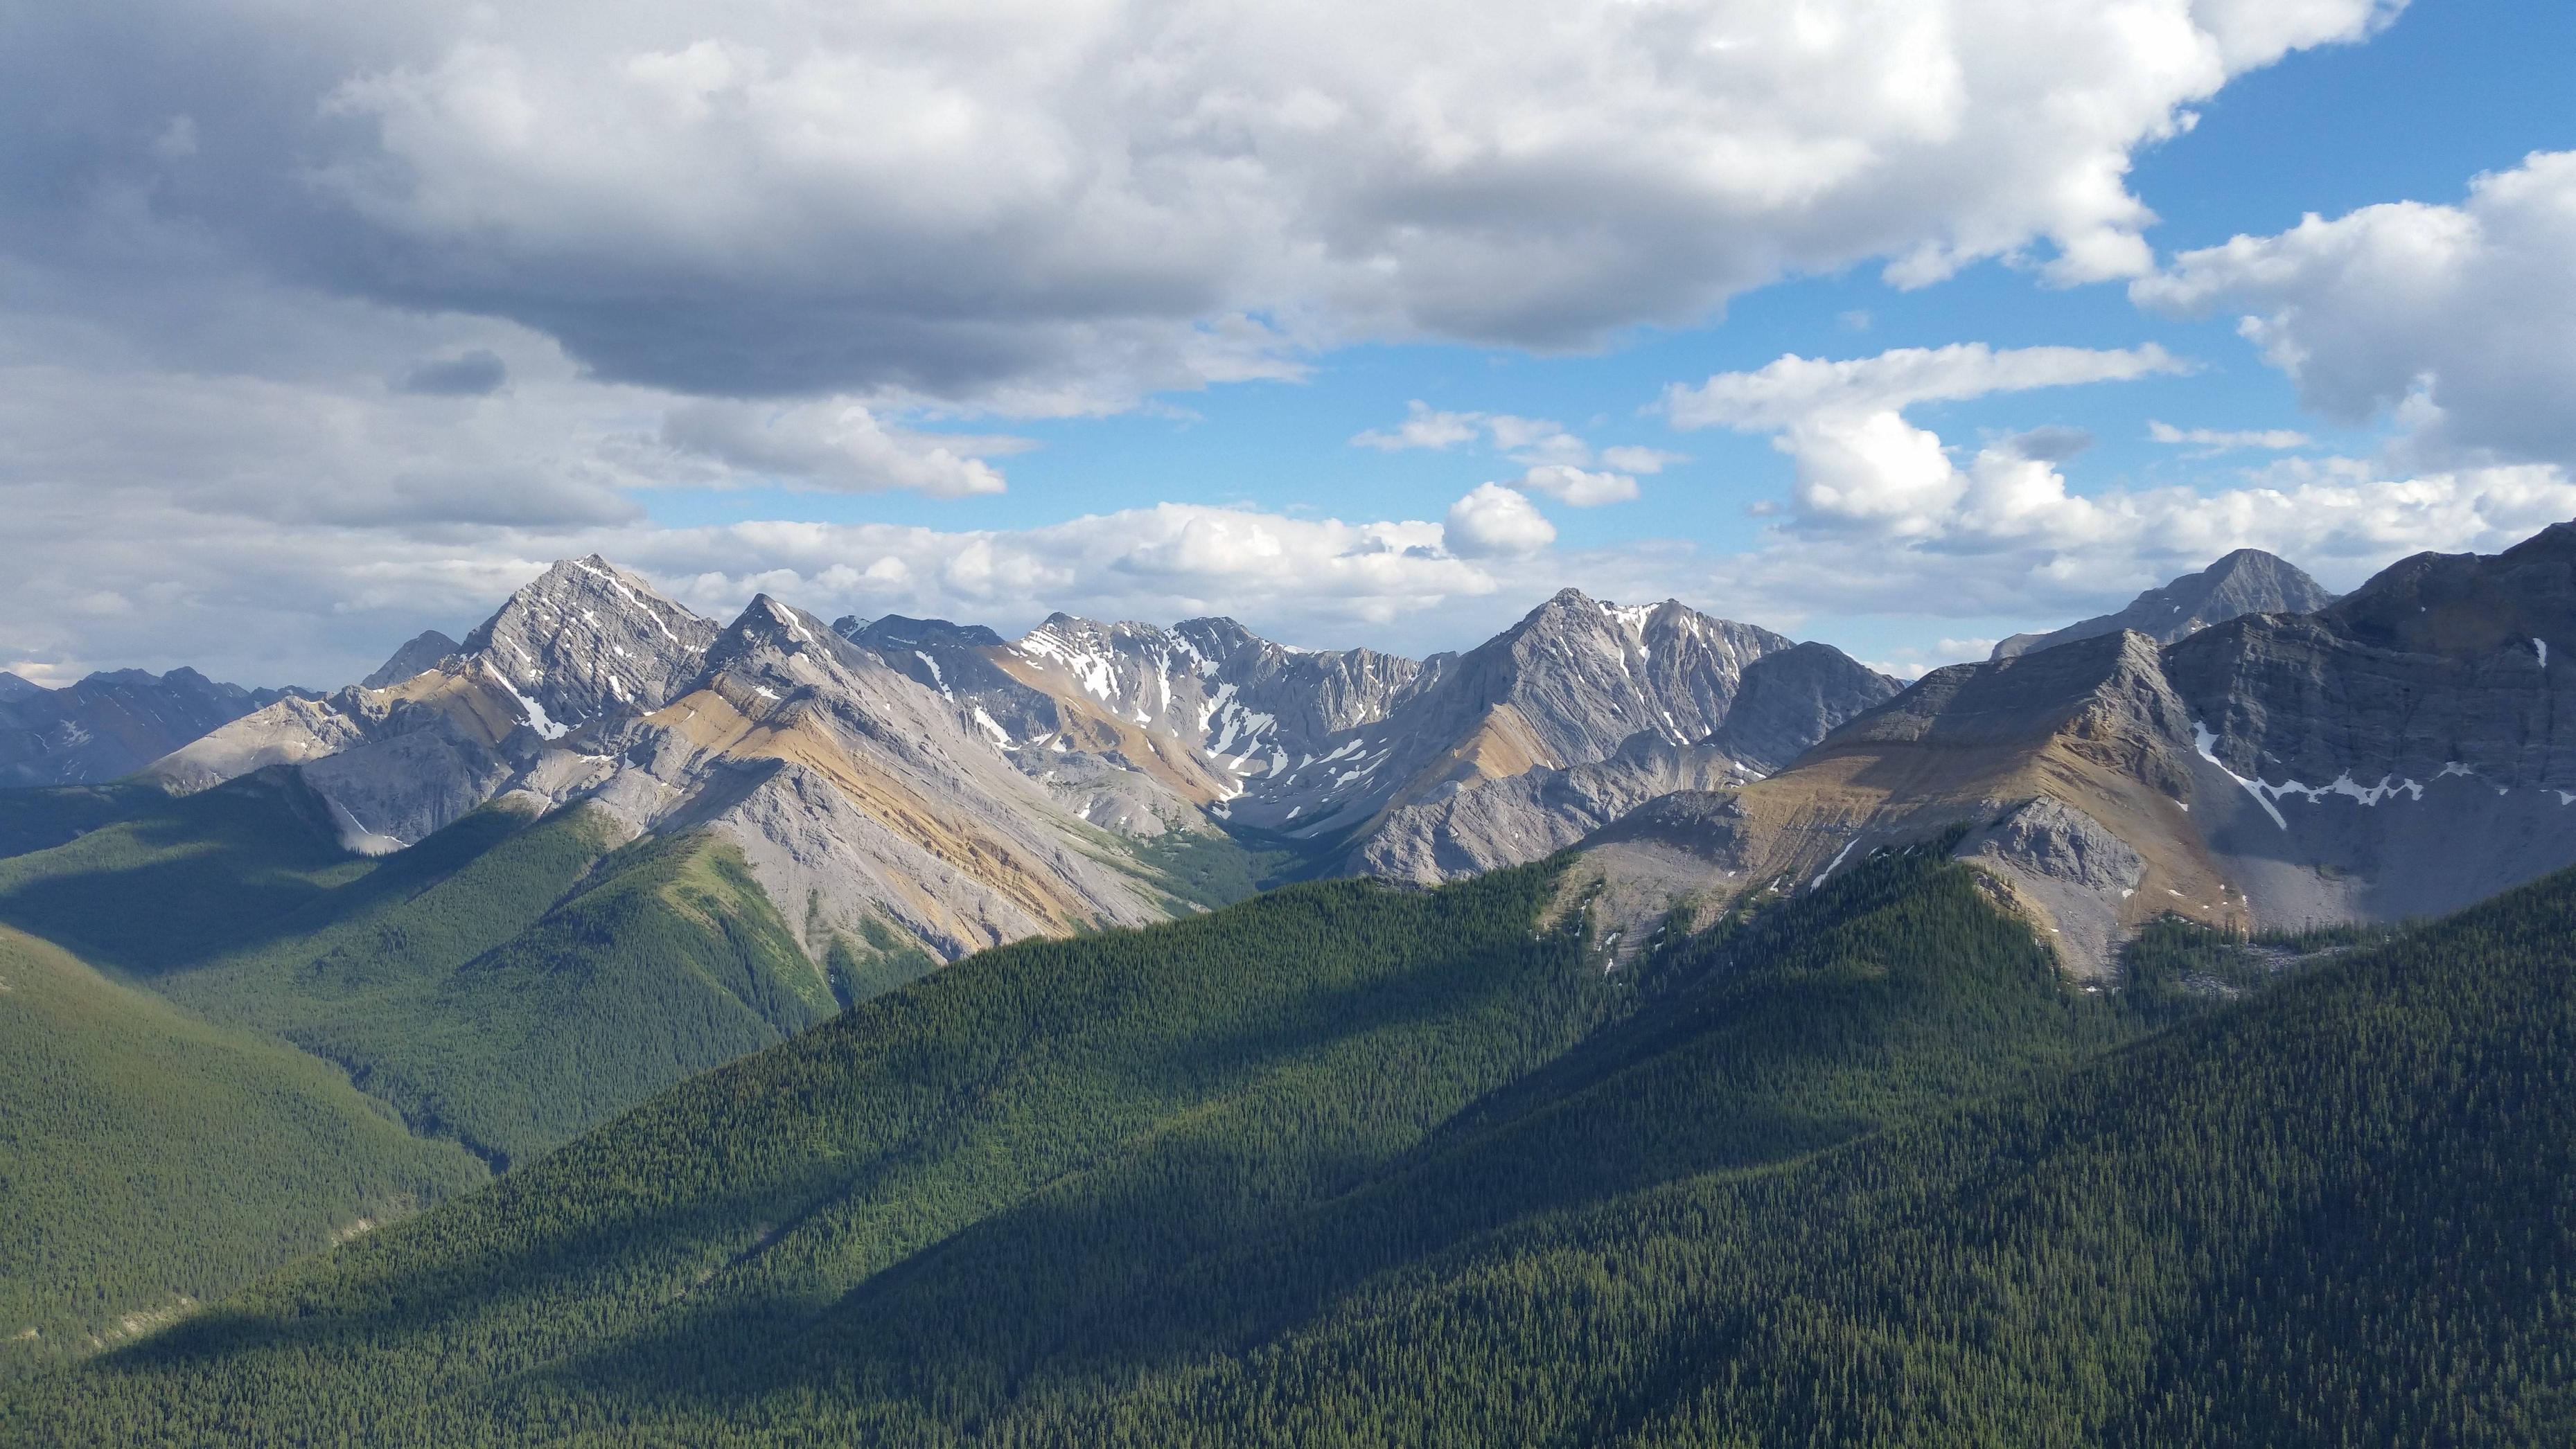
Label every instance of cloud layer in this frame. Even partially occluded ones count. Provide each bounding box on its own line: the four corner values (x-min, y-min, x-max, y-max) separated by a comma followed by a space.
7, 0, 2392, 405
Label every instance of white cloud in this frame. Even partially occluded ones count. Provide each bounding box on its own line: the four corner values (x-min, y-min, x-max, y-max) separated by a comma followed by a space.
1709, 459, 2576, 628
2147, 420, 2312, 452
1443, 483, 1558, 558
2134, 150, 2576, 468
1666, 343, 2185, 432
1665, 343, 2187, 534
4, 0, 2393, 403
1657, 338, 2576, 634
1352, 405, 1668, 506
1516, 465, 1640, 508
1352, 401, 1483, 452
655, 399, 1017, 497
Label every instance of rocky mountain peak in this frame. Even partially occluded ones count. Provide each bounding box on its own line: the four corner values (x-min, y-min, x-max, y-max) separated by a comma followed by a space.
458, 557, 719, 727
1993, 549, 2336, 659
0, 670, 42, 703
2319, 524, 2576, 657
362, 630, 461, 689
841, 614, 1006, 650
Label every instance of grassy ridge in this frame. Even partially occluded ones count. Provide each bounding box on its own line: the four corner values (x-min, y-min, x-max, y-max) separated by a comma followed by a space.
0, 925, 488, 1371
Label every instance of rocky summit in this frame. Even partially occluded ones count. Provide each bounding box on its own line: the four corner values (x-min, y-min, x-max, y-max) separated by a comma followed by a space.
1991, 548, 2337, 659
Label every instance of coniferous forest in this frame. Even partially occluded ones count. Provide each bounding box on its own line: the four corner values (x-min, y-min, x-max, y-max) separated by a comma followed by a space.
6, 827, 2570, 1444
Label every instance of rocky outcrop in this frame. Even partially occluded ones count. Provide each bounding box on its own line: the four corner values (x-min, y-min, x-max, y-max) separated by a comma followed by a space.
457, 556, 720, 729
1352, 731, 1756, 884
149, 563, 725, 848
1994, 548, 2336, 659
1706, 642, 1905, 774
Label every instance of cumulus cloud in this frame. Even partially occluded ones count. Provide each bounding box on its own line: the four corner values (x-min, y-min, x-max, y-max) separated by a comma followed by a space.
1708, 459, 2576, 628
1660, 337, 2576, 633
3, 0, 2392, 404
2134, 149, 2576, 468
1444, 484, 1558, 558
1666, 343, 2185, 534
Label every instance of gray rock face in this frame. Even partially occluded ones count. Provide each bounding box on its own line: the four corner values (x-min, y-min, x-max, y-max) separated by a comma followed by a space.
565, 595, 1173, 960
362, 631, 461, 688
0, 672, 42, 703
458, 555, 720, 729
1993, 549, 2337, 659
1705, 642, 1905, 774
2171, 524, 2576, 797
1352, 731, 1756, 884
150, 562, 723, 848
0, 668, 299, 787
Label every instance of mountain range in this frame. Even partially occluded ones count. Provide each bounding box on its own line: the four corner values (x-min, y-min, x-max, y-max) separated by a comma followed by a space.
15, 526, 2576, 1423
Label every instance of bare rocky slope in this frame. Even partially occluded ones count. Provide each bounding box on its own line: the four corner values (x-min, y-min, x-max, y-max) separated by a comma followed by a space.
1580, 524, 2576, 977
136, 563, 1896, 966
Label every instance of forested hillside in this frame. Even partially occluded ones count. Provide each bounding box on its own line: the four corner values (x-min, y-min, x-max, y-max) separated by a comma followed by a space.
12, 821, 2573, 1441
0, 838, 2255, 1443
0, 925, 487, 1370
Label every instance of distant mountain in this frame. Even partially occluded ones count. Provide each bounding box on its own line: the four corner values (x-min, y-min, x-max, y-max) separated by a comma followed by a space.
1992, 548, 2336, 659
0, 667, 299, 788
827, 589, 1895, 886
1246, 589, 1898, 882
150, 558, 724, 849
360, 630, 460, 688
1600, 521, 2576, 975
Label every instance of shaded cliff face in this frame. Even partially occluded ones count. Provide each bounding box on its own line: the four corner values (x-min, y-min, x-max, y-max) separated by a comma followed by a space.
0, 668, 297, 788
457, 556, 722, 731
1993, 549, 2338, 659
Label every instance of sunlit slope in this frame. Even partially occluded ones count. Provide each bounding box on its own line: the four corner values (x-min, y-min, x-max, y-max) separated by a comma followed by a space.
0, 924, 487, 1371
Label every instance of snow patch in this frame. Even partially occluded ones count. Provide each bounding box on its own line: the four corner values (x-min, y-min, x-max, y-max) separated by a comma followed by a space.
494, 674, 570, 740
1809, 837, 1858, 890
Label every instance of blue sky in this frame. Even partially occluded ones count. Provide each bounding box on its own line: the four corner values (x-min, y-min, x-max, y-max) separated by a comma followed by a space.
3, 0, 2574, 683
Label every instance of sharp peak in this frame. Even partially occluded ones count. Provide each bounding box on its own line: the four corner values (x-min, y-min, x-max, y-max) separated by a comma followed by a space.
732, 594, 817, 630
